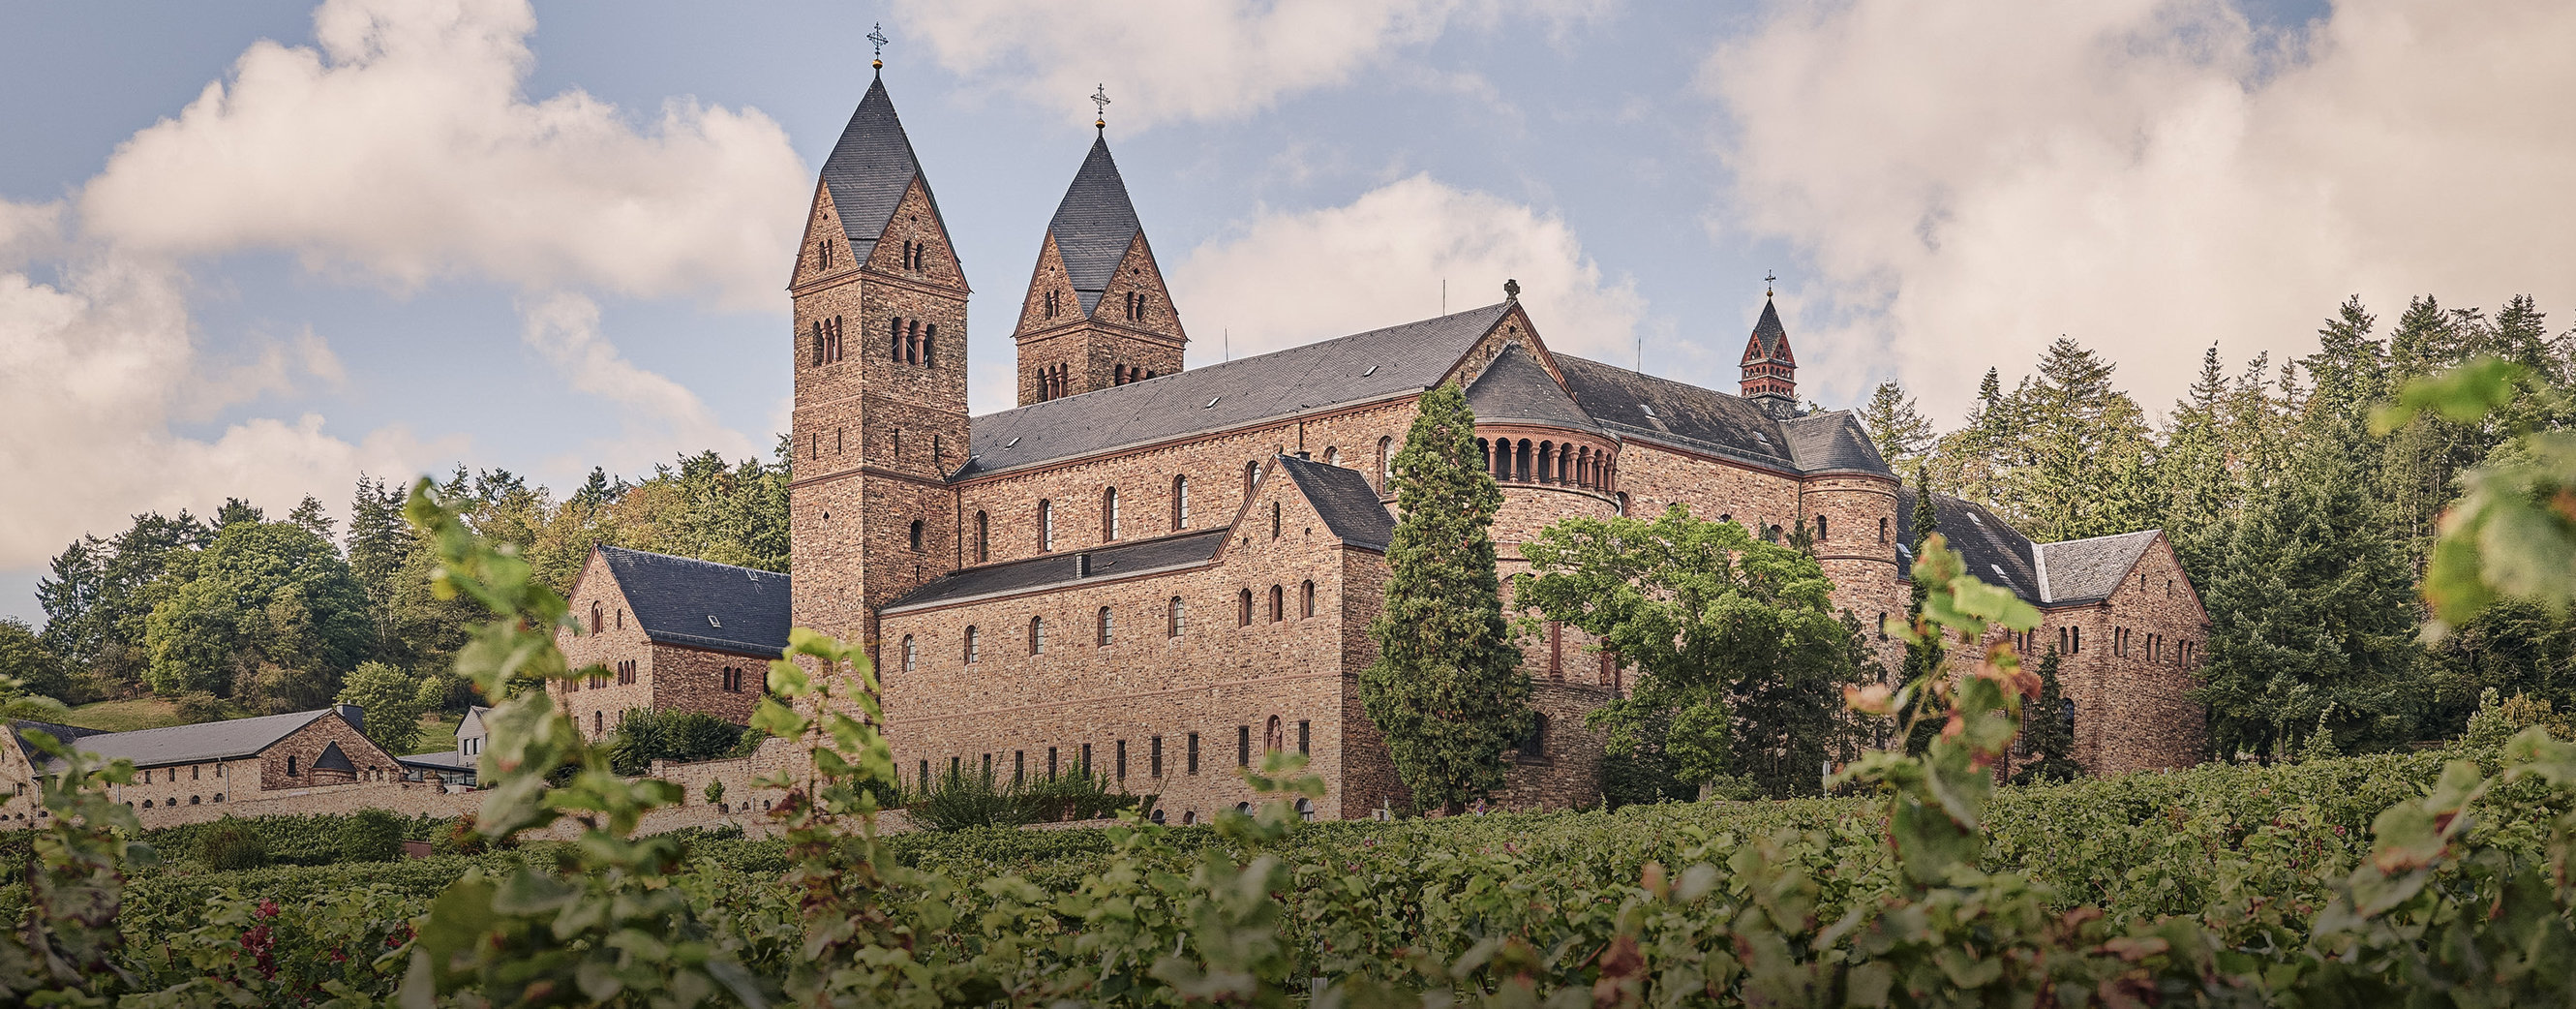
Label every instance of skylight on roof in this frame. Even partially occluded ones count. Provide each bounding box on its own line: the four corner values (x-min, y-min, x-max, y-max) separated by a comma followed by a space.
1206, 397, 1221, 409
1362, 365, 1378, 377
1968, 512, 1985, 525
708, 615, 723, 628
1640, 405, 1656, 417
1989, 565, 2008, 581
1003, 437, 1019, 450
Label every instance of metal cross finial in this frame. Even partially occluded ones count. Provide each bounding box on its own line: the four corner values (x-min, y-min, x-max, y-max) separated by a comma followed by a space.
1091, 84, 1111, 130
1765, 270, 1776, 298
867, 23, 889, 69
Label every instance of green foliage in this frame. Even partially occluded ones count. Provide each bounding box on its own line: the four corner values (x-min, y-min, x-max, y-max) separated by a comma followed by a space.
904, 766, 1147, 830
1518, 504, 1865, 798
141, 517, 373, 710
0, 617, 72, 705
194, 816, 270, 871
2010, 647, 2083, 784
336, 808, 407, 863
602, 707, 750, 776
1858, 379, 1932, 473
2464, 687, 2576, 748
335, 659, 427, 753
1362, 381, 1530, 814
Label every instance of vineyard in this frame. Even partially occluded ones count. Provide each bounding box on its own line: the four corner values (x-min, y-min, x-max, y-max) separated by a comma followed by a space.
8, 353, 2576, 1007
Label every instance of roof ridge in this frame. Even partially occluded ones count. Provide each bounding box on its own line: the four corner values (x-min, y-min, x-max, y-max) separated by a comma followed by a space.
70, 707, 328, 743
2039, 528, 2164, 547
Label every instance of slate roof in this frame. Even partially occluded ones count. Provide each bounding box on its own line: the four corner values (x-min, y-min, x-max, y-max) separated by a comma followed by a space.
1894, 489, 2162, 606
881, 530, 1229, 612
2035, 531, 2162, 604
597, 547, 792, 657
1746, 298, 1792, 360
1467, 347, 1601, 434
1553, 354, 1803, 471
959, 303, 1514, 478
1275, 455, 1396, 549
819, 76, 944, 263
23, 709, 345, 771
1779, 411, 1888, 474
1048, 137, 1143, 316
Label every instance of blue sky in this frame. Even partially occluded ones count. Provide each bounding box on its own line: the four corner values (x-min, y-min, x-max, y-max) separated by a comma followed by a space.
3, 0, 2569, 627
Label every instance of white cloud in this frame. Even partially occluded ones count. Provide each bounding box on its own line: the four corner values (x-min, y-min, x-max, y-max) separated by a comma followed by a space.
897, 0, 1606, 128
519, 292, 756, 474
79, 0, 808, 311
1703, 0, 2576, 422
1170, 174, 1644, 365
0, 211, 454, 567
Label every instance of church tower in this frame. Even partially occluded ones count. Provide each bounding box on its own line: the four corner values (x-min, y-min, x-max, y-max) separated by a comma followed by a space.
1739, 290, 1798, 418
788, 68, 969, 656
1012, 121, 1187, 404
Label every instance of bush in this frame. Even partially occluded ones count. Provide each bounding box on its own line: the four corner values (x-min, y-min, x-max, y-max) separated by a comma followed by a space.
194, 816, 268, 870
902, 767, 1148, 830
602, 708, 747, 776
335, 808, 406, 863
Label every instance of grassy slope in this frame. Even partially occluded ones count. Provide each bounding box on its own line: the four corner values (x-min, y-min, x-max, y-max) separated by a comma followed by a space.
60, 697, 191, 732
409, 711, 460, 754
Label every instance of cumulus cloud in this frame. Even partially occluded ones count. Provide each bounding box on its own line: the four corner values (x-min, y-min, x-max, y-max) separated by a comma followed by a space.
1704, 0, 2576, 422
1170, 174, 1644, 365
0, 208, 453, 567
519, 292, 756, 474
898, 0, 1606, 128
80, 0, 808, 310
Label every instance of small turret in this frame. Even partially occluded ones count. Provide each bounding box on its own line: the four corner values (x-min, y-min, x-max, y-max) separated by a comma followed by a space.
1739, 291, 1798, 418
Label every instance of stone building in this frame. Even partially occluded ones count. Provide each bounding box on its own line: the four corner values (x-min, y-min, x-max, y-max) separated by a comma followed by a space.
0, 706, 468, 831
581, 70, 2211, 820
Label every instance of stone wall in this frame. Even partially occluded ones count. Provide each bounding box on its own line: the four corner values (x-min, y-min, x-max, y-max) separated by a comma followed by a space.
2048, 535, 2209, 772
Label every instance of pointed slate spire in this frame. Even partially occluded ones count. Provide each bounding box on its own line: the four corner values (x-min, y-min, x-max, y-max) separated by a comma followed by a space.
1740, 295, 1799, 417
1046, 136, 1143, 316
819, 76, 942, 263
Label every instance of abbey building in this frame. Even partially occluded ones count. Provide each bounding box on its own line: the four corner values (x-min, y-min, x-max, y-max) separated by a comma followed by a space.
547, 73, 2212, 821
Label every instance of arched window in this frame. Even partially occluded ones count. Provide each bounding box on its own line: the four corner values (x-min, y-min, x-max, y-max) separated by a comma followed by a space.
1103, 487, 1121, 540
909, 519, 924, 552
1167, 596, 1185, 637
1301, 580, 1316, 618
590, 602, 602, 634
1537, 441, 1554, 483
1098, 606, 1114, 646
1519, 714, 1549, 760
975, 511, 989, 563
892, 428, 902, 459
1238, 589, 1254, 627
1269, 585, 1285, 623
1377, 436, 1394, 492
1264, 716, 1284, 753
1876, 613, 1889, 640
1879, 517, 1891, 544
1815, 514, 1829, 541
1766, 524, 1783, 543
921, 324, 935, 366
1615, 492, 1629, 516
1244, 460, 1259, 497
1323, 446, 1339, 466
1270, 501, 1282, 538
1172, 474, 1191, 529
1030, 617, 1048, 655
1038, 501, 1054, 551
901, 635, 917, 673
964, 626, 981, 663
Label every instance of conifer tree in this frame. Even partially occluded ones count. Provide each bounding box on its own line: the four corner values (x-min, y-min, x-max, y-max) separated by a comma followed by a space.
1898, 467, 1944, 754
2010, 647, 2083, 783
1859, 380, 1933, 473
2162, 344, 2240, 573
1362, 382, 1530, 814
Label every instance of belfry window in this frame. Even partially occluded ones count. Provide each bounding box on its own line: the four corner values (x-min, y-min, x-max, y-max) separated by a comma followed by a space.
890, 318, 905, 361
817, 238, 833, 269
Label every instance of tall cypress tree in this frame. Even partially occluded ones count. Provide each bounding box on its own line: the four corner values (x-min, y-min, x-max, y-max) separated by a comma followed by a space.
1362, 381, 1530, 814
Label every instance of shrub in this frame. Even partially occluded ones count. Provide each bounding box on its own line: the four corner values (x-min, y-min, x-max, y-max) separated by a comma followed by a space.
335, 808, 405, 863
905, 765, 1030, 831
602, 708, 747, 776
194, 816, 268, 870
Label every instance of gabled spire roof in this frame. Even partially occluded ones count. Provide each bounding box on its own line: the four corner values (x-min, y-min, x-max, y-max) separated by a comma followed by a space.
1744, 298, 1793, 362
1046, 136, 1144, 316
819, 76, 942, 262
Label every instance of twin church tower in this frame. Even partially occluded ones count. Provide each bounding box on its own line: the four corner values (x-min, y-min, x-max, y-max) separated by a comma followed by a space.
784, 72, 1193, 652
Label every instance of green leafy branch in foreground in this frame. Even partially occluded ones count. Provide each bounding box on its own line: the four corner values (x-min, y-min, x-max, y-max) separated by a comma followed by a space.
397, 477, 762, 1007
2378, 355, 2576, 628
